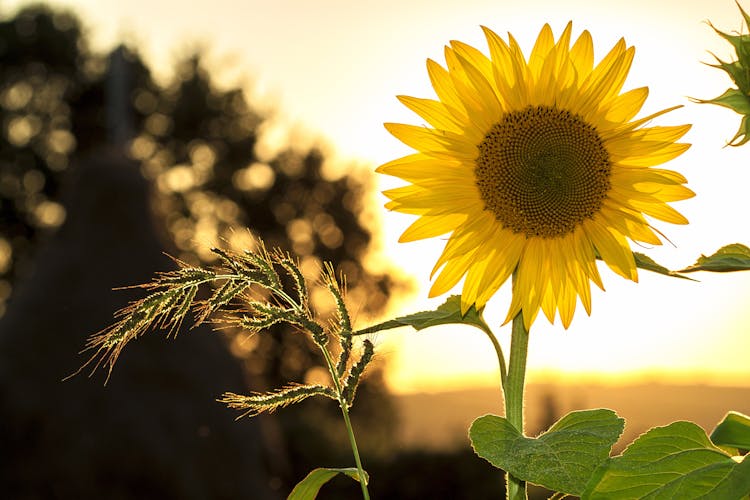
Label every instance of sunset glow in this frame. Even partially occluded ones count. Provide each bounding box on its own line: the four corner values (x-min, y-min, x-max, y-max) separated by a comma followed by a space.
7, 0, 750, 393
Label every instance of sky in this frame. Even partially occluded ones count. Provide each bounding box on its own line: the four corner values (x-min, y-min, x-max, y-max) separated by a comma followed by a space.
4, 0, 750, 393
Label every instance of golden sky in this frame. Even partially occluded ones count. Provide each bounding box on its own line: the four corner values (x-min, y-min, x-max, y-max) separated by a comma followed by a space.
6, 0, 750, 392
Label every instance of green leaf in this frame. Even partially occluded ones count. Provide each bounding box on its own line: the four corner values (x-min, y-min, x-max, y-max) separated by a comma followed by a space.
730, 113, 750, 146
712, 411, 750, 450
633, 252, 694, 280
353, 295, 491, 335
287, 467, 368, 500
582, 421, 750, 499
469, 409, 625, 495
679, 243, 750, 273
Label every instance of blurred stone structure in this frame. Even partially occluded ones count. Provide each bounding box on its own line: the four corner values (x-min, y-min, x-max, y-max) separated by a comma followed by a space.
0, 27, 274, 498
0, 6, 402, 498
0, 149, 274, 499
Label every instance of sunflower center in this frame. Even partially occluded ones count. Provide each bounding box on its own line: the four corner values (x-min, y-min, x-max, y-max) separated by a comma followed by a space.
475, 105, 611, 238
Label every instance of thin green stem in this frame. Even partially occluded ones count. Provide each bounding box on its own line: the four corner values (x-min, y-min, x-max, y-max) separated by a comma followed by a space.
504, 311, 530, 500
320, 346, 370, 500
338, 397, 370, 500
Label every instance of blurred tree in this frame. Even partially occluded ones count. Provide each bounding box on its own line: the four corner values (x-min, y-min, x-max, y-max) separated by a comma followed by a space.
0, 3, 403, 497
0, 5, 275, 499
131, 51, 404, 489
0, 4, 84, 312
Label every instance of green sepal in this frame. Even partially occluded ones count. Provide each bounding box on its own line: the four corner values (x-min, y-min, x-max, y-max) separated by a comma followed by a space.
730, 113, 750, 146
695, 88, 750, 145
701, 2, 750, 146
469, 409, 624, 495
698, 88, 750, 115
739, 0, 750, 35
709, 5, 750, 69
287, 467, 368, 500
353, 295, 491, 335
679, 243, 750, 273
708, 59, 750, 95
582, 421, 750, 499
711, 411, 750, 450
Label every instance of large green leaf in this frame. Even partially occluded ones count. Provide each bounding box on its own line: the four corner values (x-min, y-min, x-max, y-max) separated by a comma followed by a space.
353, 295, 491, 335
712, 412, 750, 450
679, 244, 750, 273
469, 409, 624, 495
287, 467, 368, 500
583, 421, 750, 499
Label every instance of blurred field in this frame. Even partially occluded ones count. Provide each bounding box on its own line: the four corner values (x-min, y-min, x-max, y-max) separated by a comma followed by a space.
394, 382, 750, 451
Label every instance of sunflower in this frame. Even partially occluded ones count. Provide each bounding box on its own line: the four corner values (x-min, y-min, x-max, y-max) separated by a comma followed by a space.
378, 22, 693, 329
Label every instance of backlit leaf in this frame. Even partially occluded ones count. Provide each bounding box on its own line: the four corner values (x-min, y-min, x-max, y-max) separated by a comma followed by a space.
288, 467, 368, 500
680, 243, 750, 273
582, 421, 750, 499
712, 411, 750, 450
470, 409, 624, 495
353, 295, 491, 335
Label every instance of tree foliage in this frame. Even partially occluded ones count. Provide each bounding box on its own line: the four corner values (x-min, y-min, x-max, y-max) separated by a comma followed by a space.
0, 3, 402, 494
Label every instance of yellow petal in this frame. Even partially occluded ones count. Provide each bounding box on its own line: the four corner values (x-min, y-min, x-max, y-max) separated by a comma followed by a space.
528, 24, 555, 79
583, 220, 637, 281
384, 122, 478, 161
604, 87, 648, 123
382, 184, 481, 213
430, 249, 477, 296
376, 155, 467, 183
426, 58, 468, 118
396, 95, 465, 133
576, 47, 634, 117
629, 199, 690, 224
614, 143, 691, 167
444, 46, 485, 116
432, 211, 498, 273
475, 233, 525, 306
452, 50, 503, 130
481, 25, 529, 109
569, 29, 594, 77
399, 213, 467, 242
463, 229, 523, 305
450, 39, 495, 82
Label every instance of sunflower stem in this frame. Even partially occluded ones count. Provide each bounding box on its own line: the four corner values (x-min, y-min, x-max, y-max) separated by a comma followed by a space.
504, 311, 529, 500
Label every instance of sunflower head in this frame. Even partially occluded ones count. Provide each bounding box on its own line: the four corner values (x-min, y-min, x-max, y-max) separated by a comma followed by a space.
378, 22, 693, 329
699, 1, 750, 146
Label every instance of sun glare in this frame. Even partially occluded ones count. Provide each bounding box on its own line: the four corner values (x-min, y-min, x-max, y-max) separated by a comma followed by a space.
8, 0, 750, 392
376, 4, 750, 393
